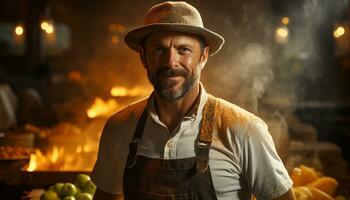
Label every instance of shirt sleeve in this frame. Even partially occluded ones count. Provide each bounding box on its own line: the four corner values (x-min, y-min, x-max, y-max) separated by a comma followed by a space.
240, 118, 293, 199
91, 119, 124, 195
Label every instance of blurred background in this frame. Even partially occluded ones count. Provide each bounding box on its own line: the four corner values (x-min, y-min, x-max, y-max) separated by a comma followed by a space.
0, 0, 349, 199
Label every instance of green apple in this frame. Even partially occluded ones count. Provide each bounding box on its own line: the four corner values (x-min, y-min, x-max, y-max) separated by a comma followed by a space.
75, 186, 82, 196
40, 190, 60, 200
82, 180, 96, 194
52, 183, 64, 194
75, 174, 91, 189
64, 196, 76, 200
76, 193, 92, 200
60, 183, 77, 197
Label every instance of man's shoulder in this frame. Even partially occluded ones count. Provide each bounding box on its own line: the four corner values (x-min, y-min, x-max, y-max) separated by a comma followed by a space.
208, 94, 266, 129
108, 97, 148, 124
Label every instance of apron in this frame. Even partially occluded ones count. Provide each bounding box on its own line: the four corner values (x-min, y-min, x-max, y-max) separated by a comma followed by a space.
123, 95, 218, 200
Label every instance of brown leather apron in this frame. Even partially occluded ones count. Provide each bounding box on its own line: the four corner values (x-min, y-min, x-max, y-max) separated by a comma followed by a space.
123, 96, 218, 200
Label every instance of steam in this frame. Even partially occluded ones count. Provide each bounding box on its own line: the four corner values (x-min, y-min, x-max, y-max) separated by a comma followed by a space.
202, 0, 349, 114
66, 0, 348, 116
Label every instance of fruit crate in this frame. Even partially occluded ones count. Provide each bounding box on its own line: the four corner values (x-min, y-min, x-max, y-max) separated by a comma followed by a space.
0, 171, 91, 200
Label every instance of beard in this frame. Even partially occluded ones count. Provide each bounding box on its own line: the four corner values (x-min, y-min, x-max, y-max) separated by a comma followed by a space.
147, 65, 200, 101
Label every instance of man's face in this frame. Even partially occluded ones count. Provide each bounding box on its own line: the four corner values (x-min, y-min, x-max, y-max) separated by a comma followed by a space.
141, 31, 209, 101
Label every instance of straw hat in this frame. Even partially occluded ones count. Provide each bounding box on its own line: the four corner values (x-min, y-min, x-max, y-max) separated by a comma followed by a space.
125, 1, 225, 56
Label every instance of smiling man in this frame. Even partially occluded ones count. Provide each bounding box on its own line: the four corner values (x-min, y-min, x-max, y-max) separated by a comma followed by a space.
92, 1, 295, 200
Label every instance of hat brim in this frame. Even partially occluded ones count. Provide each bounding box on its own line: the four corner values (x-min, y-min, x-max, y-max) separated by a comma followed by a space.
125, 24, 225, 56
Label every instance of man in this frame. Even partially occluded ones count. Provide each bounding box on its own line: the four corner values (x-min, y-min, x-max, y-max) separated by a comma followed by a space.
92, 1, 295, 200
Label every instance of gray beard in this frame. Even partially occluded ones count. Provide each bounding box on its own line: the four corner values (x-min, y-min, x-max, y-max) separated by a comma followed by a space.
147, 66, 200, 101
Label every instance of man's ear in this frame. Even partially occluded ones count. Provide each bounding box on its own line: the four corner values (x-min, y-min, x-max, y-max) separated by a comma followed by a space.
200, 46, 210, 69
139, 47, 147, 69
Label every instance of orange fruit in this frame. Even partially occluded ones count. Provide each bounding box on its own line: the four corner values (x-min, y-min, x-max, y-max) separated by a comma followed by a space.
306, 177, 338, 196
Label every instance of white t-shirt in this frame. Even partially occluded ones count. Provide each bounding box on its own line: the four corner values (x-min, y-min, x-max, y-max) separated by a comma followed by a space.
91, 86, 293, 200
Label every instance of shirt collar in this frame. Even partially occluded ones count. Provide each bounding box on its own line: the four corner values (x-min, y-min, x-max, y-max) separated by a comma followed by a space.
147, 83, 208, 123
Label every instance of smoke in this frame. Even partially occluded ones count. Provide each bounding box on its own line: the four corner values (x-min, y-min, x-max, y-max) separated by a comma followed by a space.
200, 0, 275, 115
201, 0, 349, 113
218, 43, 274, 114
58, 0, 348, 114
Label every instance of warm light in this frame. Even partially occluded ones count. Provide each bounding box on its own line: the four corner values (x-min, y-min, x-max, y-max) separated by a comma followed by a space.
83, 143, 94, 153
41, 20, 54, 34
87, 97, 118, 118
40, 21, 49, 31
108, 23, 126, 33
15, 25, 24, 36
76, 145, 82, 153
68, 70, 83, 82
282, 17, 289, 25
26, 144, 97, 171
45, 24, 54, 34
333, 26, 345, 38
110, 86, 150, 97
27, 154, 37, 172
111, 86, 128, 96
129, 87, 148, 96
50, 146, 60, 163
274, 26, 289, 44
108, 23, 117, 31
276, 27, 288, 38
111, 36, 120, 44
117, 25, 126, 33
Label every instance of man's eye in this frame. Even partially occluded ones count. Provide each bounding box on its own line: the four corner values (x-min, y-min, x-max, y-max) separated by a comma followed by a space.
179, 47, 191, 54
154, 47, 165, 54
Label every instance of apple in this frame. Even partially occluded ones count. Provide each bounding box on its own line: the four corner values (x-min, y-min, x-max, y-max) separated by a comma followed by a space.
64, 196, 76, 200
60, 183, 77, 197
51, 183, 64, 194
75, 186, 82, 196
40, 190, 60, 200
75, 174, 91, 189
76, 193, 93, 200
82, 180, 96, 194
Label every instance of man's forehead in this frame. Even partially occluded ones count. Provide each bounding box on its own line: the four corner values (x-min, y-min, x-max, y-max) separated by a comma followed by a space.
145, 31, 203, 46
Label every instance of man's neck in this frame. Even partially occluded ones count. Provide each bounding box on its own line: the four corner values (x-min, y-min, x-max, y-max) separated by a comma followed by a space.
154, 83, 200, 132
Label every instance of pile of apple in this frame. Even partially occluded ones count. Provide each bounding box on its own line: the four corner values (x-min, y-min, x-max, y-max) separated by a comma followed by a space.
40, 174, 96, 200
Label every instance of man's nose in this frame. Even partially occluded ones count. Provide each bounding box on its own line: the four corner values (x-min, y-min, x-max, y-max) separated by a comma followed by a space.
166, 48, 179, 68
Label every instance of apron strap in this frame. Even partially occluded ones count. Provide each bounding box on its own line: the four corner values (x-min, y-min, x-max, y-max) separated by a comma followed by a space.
126, 107, 148, 168
196, 95, 217, 173
126, 94, 218, 171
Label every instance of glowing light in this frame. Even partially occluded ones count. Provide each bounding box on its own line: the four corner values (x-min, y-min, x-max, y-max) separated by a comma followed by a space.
276, 27, 288, 38
111, 35, 120, 44
27, 154, 37, 172
41, 20, 55, 34
274, 26, 289, 44
15, 25, 24, 36
333, 26, 345, 38
111, 86, 128, 96
45, 24, 54, 34
76, 145, 82, 153
68, 70, 83, 82
108, 23, 117, 31
87, 97, 118, 118
26, 144, 96, 171
40, 21, 49, 31
117, 25, 126, 33
281, 17, 289, 25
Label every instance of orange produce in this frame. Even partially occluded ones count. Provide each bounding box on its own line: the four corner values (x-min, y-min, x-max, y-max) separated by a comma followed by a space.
291, 165, 320, 186
293, 186, 335, 200
306, 177, 338, 197
308, 187, 334, 200
293, 186, 313, 200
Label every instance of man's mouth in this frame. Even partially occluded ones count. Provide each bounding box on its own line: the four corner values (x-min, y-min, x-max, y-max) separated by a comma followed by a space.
157, 68, 188, 77
160, 75, 182, 81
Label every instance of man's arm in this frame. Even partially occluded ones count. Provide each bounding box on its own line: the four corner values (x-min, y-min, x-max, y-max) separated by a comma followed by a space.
93, 188, 123, 200
272, 188, 296, 200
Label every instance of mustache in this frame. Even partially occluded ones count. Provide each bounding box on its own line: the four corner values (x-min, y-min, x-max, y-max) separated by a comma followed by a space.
156, 67, 189, 77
